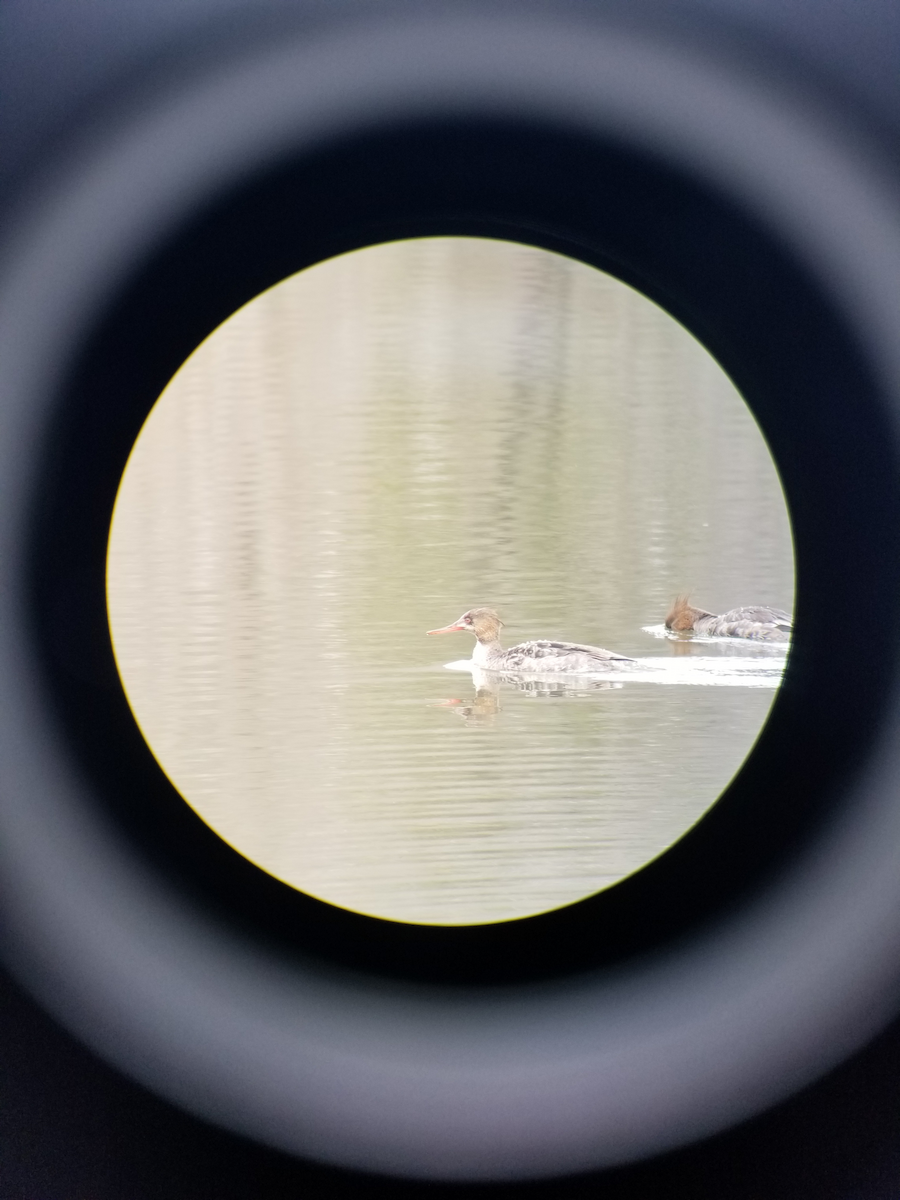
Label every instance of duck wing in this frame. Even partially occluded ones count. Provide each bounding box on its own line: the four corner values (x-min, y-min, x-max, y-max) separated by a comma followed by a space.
720, 606, 792, 626
709, 606, 793, 641
501, 639, 634, 673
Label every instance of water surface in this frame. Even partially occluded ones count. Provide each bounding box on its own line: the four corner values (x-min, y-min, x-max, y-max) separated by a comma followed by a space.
108, 237, 794, 925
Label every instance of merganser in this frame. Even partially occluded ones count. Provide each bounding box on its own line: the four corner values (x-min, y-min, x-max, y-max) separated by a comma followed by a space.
665, 595, 792, 642
427, 607, 633, 673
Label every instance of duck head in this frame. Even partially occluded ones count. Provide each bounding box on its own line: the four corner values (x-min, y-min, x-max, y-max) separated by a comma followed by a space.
427, 607, 504, 644
665, 595, 712, 631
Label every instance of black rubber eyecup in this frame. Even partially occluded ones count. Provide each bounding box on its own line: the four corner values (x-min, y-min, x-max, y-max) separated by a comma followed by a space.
2, 6, 900, 1181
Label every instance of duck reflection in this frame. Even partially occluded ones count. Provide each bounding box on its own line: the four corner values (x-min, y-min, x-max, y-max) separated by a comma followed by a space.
664, 631, 788, 658
432, 665, 622, 725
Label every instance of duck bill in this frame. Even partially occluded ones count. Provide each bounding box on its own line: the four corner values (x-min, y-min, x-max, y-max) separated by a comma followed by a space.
427, 622, 467, 635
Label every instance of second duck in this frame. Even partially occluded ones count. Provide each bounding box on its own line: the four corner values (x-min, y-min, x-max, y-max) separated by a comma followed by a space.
665, 595, 792, 642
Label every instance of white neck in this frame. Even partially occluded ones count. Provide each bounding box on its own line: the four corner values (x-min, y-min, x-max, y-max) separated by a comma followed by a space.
472, 638, 501, 666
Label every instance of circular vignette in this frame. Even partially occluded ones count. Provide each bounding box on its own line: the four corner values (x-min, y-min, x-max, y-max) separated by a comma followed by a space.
102, 233, 794, 928
1, 5, 900, 1182
33, 117, 817, 985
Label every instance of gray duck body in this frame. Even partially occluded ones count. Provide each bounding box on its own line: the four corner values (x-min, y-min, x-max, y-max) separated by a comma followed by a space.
666, 596, 792, 642
428, 607, 633, 674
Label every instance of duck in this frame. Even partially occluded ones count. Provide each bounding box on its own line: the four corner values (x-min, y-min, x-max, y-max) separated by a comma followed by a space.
427, 607, 633, 673
665, 595, 792, 642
